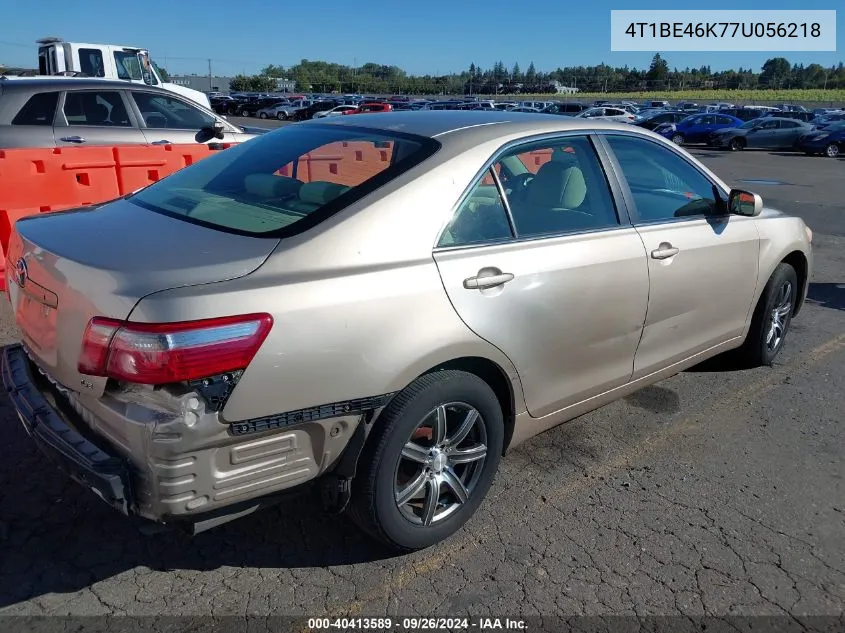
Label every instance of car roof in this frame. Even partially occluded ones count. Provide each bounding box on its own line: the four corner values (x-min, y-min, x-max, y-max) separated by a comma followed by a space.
305, 110, 647, 148
0, 76, 174, 93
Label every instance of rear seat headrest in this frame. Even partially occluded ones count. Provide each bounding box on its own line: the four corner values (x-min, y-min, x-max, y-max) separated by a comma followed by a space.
298, 181, 350, 206
244, 174, 302, 199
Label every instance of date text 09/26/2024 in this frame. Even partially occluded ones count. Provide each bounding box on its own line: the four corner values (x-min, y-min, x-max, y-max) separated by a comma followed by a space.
307, 617, 528, 630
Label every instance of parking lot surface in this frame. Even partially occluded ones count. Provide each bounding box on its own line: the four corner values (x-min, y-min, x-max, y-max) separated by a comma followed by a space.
0, 146, 843, 620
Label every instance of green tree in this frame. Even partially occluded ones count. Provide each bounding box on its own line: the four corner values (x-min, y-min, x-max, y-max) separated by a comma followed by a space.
760, 57, 792, 88
525, 61, 536, 84
229, 74, 251, 91
261, 64, 286, 78
511, 62, 521, 82
646, 53, 669, 83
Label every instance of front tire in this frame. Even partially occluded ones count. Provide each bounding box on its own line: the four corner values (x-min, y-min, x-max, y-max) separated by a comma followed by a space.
730, 138, 745, 151
824, 143, 839, 158
348, 370, 504, 551
737, 263, 798, 367
277, 111, 287, 121
671, 133, 685, 145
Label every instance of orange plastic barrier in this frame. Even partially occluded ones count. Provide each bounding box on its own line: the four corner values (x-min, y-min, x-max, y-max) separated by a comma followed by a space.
0, 143, 237, 290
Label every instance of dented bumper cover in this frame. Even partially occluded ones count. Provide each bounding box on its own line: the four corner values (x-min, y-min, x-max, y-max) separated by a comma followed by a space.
2, 343, 371, 524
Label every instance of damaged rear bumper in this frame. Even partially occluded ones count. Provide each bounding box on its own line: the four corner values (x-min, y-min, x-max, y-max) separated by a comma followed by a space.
2, 343, 132, 514
2, 343, 387, 531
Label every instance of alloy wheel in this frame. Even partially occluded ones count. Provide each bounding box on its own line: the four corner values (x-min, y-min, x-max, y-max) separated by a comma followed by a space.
393, 402, 488, 527
766, 281, 793, 352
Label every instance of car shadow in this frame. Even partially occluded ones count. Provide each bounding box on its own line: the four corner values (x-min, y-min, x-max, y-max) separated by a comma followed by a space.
768, 151, 814, 157
806, 282, 845, 312
0, 405, 403, 608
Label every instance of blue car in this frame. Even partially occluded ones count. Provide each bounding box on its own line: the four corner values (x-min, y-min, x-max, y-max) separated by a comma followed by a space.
795, 121, 845, 158
656, 113, 744, 145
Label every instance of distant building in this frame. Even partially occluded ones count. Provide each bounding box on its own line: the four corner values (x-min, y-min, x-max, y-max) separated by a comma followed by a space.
552, 81, 579, 94
169, 74, 237, 93
273, 78, 296, 92
169, 74, 297, 94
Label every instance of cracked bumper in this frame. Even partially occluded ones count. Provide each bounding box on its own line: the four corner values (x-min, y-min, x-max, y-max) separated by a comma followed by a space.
2, 343, 366, 526
2, 344, 132, 515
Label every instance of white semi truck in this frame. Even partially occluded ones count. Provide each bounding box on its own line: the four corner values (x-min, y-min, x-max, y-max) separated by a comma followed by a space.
28, 37, 210, 108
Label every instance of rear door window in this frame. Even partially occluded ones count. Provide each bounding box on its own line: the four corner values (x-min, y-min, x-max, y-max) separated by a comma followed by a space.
62, 90, 132, 126
129, 124, 440, 236
12, 91, 60, 126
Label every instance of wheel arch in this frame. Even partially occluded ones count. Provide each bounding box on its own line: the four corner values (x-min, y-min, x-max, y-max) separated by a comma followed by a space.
781, 250, 809, 316
421, 356, 517, 455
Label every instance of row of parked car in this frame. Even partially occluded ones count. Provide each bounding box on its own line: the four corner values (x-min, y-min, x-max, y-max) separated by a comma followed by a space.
207, 91, 845, 158
210, 94, 396, 121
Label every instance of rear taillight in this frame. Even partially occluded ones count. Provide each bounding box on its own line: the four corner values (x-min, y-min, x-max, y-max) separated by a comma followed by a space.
78, 313, 273, 384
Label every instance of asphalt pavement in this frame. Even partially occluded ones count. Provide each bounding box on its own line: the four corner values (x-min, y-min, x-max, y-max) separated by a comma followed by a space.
0, 142, 843, 623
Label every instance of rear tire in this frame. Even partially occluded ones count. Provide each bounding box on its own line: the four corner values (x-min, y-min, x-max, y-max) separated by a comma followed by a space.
736, 263, 798, 367
824, 143, 839, 158
348, 370, 503, 552
277, 111, 287, 121
671, 133, 685, 145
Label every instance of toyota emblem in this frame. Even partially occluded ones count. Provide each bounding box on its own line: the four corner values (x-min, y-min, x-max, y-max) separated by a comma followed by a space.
14, 258, 27, 288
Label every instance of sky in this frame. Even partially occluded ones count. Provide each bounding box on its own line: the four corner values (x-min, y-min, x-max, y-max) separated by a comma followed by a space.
0, 0, 841, 77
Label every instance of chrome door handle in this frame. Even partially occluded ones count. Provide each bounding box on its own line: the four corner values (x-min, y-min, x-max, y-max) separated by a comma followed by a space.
59, 136, 86, 143
651, 242, 680, 260
463, 271, 515, 290
151, 139, 172, 145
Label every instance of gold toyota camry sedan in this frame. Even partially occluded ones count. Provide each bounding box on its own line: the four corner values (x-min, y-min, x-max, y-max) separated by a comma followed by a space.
2, 110, 813, 551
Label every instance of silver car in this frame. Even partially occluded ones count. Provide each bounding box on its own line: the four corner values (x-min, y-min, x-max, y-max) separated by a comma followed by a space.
2, 111, 812, 551
0, 77, 261, 148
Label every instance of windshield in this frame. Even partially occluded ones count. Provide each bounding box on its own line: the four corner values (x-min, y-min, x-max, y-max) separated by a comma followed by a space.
130, 124, 440, 237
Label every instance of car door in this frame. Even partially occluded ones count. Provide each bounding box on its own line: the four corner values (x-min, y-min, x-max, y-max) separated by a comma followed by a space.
5, 90, 59, 148
746, 118, 780, 148
600, 133, 760, 378
129, 90, 240, 145
776, 120, 806, 148
55, 89, 147, 146
433, 134, 650, 418
688, 114, 715, 142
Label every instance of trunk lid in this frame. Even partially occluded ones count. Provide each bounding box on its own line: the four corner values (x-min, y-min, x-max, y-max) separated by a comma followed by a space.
6, 200, 279, 396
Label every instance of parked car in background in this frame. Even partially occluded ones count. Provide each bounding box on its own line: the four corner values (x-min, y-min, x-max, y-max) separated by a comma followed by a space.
717, 107, 769, 122
657, 113, 744, 145
795, 121, 845, 157
574, 107, 635, 123
293, 100, 341, 121
541, 102, 589, 116
0, 77, 263, 148
343, 102, 393, 115
760, 111, 815, 123
633, 110, 689, 131
675, 102, 700, 112
255, 100, 292, 119
3, 111, 812, 552
509, 106, 542, 113
708, 117, 813, 151
314, 104, 360, 118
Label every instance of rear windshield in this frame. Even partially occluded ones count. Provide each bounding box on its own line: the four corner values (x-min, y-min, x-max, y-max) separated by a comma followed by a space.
130, 124, 440, 237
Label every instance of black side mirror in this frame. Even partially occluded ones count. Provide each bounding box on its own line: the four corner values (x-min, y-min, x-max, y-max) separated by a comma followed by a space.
729, 189, 764, 216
